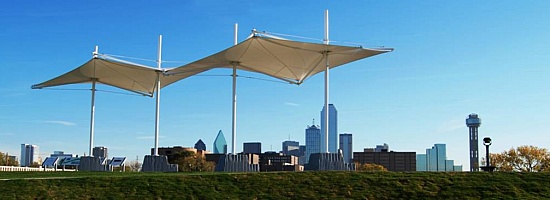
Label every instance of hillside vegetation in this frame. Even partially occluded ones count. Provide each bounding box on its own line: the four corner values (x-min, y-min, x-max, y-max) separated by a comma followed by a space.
1, 171, 549, 199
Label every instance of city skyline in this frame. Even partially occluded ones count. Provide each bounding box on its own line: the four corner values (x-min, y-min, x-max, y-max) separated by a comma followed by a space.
2, 2, 550, 169
417, 143, 462, 172
1, 106, 524, 170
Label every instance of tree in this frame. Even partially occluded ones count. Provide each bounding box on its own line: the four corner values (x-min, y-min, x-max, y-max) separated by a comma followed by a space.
0, 151, 19, 166
355, 163, 387, 172
125, 160, 142, 172
485, 145, 550, 172
29, 162, 41, 168
168, 151, 215, 172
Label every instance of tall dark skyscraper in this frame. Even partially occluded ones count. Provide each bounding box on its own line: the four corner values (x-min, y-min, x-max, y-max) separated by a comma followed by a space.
282, 141, 300, 155
243, 142, 262, 154
298, 145, 307, 165
466, 113, 481, 172
194, 139, 206, 151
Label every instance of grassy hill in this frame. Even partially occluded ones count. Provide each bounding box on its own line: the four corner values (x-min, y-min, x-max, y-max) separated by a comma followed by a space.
1, 171, 549, 199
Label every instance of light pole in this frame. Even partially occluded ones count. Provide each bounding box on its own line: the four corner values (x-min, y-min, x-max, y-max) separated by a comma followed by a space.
480, 137, 496, 172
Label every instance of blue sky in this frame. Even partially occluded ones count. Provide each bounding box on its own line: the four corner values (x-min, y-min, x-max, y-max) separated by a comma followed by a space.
1, 1, 549, 170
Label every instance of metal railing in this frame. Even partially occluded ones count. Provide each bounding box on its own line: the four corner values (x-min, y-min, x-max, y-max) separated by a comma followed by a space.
0, 166, 76, 172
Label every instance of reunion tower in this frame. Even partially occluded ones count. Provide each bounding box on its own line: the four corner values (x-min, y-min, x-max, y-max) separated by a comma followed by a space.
466, 113, 481, 172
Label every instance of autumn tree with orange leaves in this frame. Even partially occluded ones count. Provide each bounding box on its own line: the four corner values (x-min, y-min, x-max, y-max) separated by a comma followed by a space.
0, 151, 19, 166
355, 163, 388, 172
484, 145, 550, 172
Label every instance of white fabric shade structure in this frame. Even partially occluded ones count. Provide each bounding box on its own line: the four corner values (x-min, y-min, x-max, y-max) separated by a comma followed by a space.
32, 53, 207, 156
166, 35, 393, 85
31, 30, 392, 158
32, 56, 198, 96
165, 33, 393, 154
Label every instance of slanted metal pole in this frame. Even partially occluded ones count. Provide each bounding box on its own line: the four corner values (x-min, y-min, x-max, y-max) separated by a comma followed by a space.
231, 23, 238, 154
154, 35, 162, 156
89, 46, 99, 156
323, 10, 330, 153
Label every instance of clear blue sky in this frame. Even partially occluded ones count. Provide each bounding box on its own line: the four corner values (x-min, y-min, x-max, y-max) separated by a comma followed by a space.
1, 1, 549, 170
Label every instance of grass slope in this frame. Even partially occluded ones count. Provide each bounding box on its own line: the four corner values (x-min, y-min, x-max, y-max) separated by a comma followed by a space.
1, 171, 549, 199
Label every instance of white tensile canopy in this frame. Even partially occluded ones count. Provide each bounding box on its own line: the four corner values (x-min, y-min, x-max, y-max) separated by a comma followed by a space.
166, 36, 393, 84
31, 56, 201, 96
31, 31, 392, 159
165, 34, 393, 154
32, 54, 208, 156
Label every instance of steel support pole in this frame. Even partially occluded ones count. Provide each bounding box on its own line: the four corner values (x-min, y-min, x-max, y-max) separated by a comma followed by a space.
89, 79, 96, 156
88, 46, 99, 157
231, 67, 237, 154
154, 35, 162, 156
323, 9, 330, 153
231, 23, 238, 154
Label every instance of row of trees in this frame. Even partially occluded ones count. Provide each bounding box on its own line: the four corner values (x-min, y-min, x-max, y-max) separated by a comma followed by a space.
485, 145, 550, 172
0, 151, 19, 166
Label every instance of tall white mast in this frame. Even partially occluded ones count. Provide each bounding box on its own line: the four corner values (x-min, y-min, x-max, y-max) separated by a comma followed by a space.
153, 35, 162, 156
323, 10, 330, 153
89, 46, 99, 156
231, 23, 238, 154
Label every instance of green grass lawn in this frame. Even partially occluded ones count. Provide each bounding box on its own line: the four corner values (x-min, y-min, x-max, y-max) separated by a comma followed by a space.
1, 171, 549, 199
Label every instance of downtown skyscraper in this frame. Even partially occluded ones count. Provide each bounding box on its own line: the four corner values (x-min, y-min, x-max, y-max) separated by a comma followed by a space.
417, 143, 462, 171
339, 133, 353, 163
213, 130, 227, 154
20, 144, 39, 167
282, 141, 300, 156
305, 123, 321, 164
427, 144, 446, 171
243, 142, 262, 154
320, 104, 338, 153
194, 139, 206, 151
